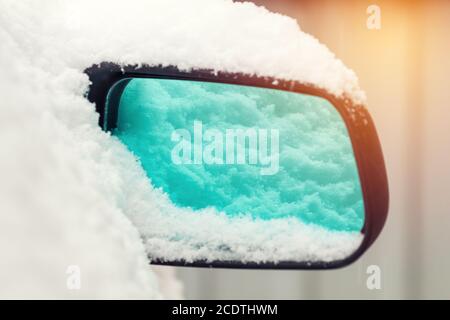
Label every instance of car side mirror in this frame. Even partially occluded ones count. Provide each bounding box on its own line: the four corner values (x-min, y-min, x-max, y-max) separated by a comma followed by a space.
85, 62, 388, 269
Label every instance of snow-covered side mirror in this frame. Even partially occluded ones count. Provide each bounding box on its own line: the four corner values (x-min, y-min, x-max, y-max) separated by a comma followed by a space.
85, 62, 388, 269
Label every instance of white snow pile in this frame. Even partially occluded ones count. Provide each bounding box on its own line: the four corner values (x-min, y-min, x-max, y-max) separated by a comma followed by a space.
0, 0, 365, 298
139, 195, 362, 263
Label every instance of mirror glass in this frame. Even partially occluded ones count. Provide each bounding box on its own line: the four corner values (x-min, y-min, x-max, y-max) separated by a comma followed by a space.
106, 78, 364, 265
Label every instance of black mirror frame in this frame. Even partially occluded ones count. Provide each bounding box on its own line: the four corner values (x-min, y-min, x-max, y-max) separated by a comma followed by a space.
85, 62, 389, 269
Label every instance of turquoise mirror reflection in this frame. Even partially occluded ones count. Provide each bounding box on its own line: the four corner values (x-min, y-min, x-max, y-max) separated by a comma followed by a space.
106, 77, 365, 263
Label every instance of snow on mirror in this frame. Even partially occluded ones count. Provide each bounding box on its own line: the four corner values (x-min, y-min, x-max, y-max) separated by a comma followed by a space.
105, 78, 365, 266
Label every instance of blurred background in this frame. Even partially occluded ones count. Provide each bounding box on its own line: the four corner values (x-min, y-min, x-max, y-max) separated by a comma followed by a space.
175, 0, 450, 299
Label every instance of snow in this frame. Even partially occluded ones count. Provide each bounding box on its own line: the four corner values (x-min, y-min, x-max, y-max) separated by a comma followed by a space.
0, 0, 365, 298
114, 78, 364, 233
